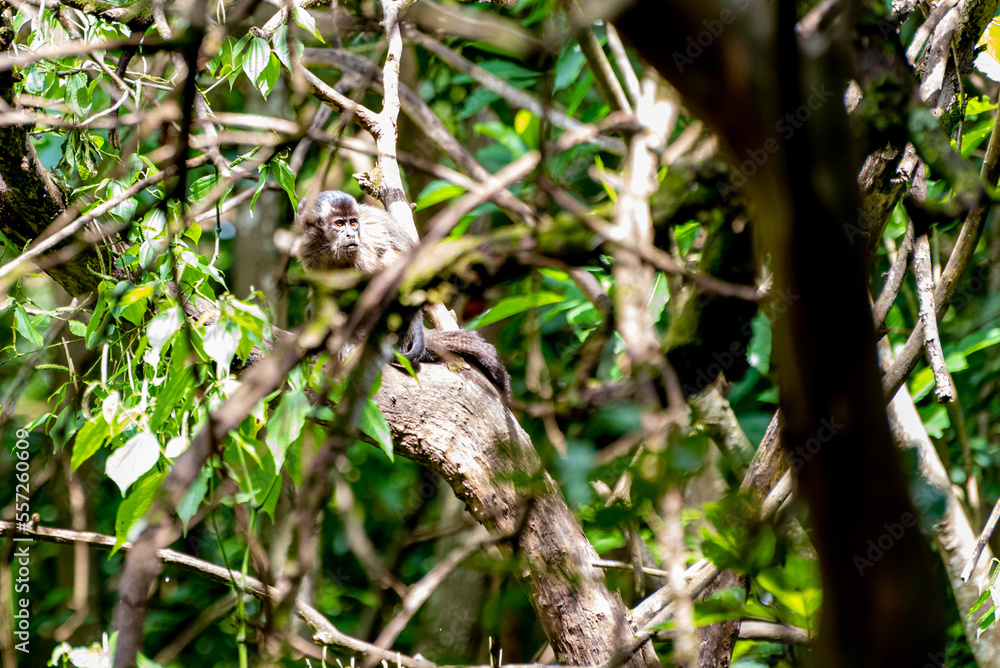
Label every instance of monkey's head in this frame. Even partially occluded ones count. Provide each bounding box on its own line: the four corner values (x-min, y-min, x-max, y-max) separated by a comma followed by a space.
295, 190, 363, 271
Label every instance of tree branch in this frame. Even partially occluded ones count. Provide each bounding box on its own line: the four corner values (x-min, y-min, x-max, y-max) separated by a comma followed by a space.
407, 29, 626, 155
0, 521, 436, 667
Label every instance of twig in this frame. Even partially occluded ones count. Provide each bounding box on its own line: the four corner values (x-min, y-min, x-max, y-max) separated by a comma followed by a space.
153, 593, 238, 664
250, 0, 328, 40
0, 34, 145, 72
593, 558, 669, 579
948, 398, 981, 529
546, 184, 761, 301
53, 461, 90, 642
406, 29, 627, 155
604, 23, 640, 103
738, 621, 810, 644
298, 67, 381, 132
882, 106, 1000, 399
367, 535, 488, 666
0, 155, 210, 287
333, 472, 407, 597
911, 218, 955, 403
0, 522, 435, 667
300, 47, 537, 222
962, 497, 1000, 582
873, 219, 914, 333
192, 182, 281, 223
369, 0, 418, 243
567, 2, 631, 114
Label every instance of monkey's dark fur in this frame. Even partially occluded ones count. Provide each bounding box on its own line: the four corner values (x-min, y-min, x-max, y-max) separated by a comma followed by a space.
295, 190, 511, 401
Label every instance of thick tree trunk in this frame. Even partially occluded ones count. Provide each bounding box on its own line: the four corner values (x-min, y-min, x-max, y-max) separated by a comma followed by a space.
377, 363, 660, 668
615, 0, 949, 663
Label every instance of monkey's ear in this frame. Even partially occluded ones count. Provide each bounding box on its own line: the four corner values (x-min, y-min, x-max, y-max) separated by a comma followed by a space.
296, 196, 314, 218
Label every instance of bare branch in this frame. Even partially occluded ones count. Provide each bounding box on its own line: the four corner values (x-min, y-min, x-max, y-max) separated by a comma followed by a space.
546, 185, 761, 302
738, 621, 809, 645
911, 224, 954, 403
0, 522, 435, 667
873, 219, 914, 334
406, 29, 627, 155
568, 2, 631, 114
882, 107, 1000, 400
300, 47, 537, 222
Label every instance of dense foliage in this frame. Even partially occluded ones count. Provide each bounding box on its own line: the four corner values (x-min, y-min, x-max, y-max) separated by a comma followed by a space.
3, 0, 1000, 666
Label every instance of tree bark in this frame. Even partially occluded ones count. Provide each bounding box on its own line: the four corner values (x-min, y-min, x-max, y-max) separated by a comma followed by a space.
376, 363, 660, 667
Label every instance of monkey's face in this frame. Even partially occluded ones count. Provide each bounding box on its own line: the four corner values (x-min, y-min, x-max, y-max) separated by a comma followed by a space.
296, 191, 363, 271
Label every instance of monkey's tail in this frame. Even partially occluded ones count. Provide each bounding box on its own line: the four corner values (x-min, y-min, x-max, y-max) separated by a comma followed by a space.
422, 329, 512, 403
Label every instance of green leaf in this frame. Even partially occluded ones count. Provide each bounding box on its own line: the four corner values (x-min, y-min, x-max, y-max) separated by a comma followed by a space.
246, 456, 281, 519
120, 284, 154, 306
184, 222, 202, 244
958, 327, 1000, 356
459, 88, 501, 120
565, 70, 595, 116
293, 6, 324, 41
673, 221, 701, 256
250, 165, 269, 212
14, 305, 44, 348
64, 72, 92, 117
393, 351, 417, 379
453, 60, 538, 87
190, 174, 217, 201
649, 273, 668, 323
969, 583, 993, 617
71, 416, 111, 471
86, 293, 111, 349
693, 587, 747, 626
514, 109, 539, 148
554, 44, 586, 92
966, 95, 998, 115
107, 431, 161, 495
467, 292, 566, 329
979, 608, 997, 638
592, 155, 617, 202
232, 33, 252, 65
272, 159, 298, 208
207, 49, 223, 76
272, 24, 292, 68
243, 37, 271, 86
119, 301, 146, 327
910, 351, 969, 401
415, 180, 467, 211
150, 366, 194, 432
107, 181, 137, 221
473, 121, 530, 156
227, 299, 267, 337
113, 471, 168, 554
747, 311, 772, 375
359, 398, 393, 460
266, 391, 311, 469
958, 115, 995, 158
258, 53, 281, 98
177, 466, 211, 531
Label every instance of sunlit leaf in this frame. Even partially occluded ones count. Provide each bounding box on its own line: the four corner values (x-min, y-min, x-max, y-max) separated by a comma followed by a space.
107, 431, 161, 495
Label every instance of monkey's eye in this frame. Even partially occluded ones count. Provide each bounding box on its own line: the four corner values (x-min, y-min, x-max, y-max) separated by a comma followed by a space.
334, 218, 346, 227
349, 218, 359, 226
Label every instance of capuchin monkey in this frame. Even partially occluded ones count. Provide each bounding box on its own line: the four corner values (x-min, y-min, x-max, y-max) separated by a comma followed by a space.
295, 190, 511, 401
